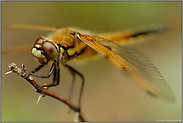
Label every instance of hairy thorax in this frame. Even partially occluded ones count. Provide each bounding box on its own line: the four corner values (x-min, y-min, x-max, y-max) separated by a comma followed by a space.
48, 28, 98, 63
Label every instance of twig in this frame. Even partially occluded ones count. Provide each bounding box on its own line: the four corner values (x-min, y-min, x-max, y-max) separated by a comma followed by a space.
5, 63, 87, 122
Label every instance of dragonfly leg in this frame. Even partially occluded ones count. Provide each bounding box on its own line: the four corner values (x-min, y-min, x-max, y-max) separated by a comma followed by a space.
64, 64, 84, 106
36, 61, 60, 92
24, 64, 44, 78
68, 71, 76, 102
25, 61, 56, 79
31, 64, 45, 74
66, 68, 76, 113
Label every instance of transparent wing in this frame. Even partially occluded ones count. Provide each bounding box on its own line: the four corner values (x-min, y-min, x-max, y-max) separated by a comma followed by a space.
2, 23, 62, 31
2, 43, 32, 56
98, 24, 168, 46
77, 34, 175, 101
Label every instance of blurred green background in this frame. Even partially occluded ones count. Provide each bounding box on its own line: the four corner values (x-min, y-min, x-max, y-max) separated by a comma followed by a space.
1, 1, 182, 122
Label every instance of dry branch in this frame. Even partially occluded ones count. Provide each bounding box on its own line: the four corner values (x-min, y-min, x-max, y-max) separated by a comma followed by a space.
5, 63, 87, 122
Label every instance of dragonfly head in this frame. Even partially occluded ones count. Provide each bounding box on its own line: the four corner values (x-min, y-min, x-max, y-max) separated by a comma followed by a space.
31, 37, 59, 64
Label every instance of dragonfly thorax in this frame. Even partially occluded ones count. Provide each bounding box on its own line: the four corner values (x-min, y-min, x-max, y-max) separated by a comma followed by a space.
48, 29, 90, 62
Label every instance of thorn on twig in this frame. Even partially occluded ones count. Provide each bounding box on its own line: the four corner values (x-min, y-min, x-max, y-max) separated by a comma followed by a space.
74, 111, 80, 122
5, 70, 13, 75
36, 94, 45, 104
22, 64, 27, 73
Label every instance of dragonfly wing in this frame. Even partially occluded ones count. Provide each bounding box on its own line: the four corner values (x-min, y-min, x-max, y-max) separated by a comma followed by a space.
98, 24, 168, 46
77, 34, 175, 101
2, 23, 62, 31
2, 43, 32, 55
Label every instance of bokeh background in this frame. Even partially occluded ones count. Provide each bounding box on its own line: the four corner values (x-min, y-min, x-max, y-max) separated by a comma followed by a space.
1, 1, 182, 122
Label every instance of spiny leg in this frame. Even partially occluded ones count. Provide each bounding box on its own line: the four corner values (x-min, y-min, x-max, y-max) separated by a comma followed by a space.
64, 64, 84, 106
24, 60, 60, 92
48, 60, 60, 88
24, 64, 45, 78
25, 60, 56, 79
37, 61, 60, 91
31, 64, 45, 73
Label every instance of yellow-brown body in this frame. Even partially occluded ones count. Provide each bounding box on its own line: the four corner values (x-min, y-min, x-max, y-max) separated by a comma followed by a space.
47, 26, 160, 64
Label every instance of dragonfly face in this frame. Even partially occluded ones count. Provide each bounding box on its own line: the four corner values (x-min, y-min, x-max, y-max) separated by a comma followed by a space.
32, 37, 59, 64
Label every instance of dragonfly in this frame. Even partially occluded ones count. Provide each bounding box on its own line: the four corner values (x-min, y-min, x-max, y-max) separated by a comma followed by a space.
3, 23, 175, 106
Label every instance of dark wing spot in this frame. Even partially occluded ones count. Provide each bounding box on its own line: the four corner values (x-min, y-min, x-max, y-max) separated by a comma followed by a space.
131, 29, 161, 38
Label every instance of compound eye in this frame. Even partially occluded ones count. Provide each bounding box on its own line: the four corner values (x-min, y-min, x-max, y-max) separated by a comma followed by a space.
32, 48, 42, 58
34, 37, 44, 45
42, 41, 58, 61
